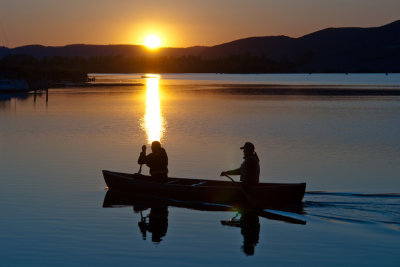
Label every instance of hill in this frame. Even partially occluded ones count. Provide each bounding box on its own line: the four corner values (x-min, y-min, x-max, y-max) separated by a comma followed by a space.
199, 20, 400, 72
1, 20, 400, 73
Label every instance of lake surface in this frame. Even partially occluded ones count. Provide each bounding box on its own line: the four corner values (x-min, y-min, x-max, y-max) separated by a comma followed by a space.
1, 73, 399, 266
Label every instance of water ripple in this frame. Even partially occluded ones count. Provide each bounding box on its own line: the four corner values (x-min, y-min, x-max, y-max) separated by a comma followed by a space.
303, 191, 400, 229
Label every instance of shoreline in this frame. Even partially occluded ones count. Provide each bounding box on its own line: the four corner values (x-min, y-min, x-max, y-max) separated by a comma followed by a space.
188, 84, 400, 96
2, 81, 400, 96
52, 82, 144, 88
0, 82, 144, 94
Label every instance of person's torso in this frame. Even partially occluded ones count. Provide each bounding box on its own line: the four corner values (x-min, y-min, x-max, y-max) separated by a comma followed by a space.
240, 155, 260, 184
147, 149, 168, 172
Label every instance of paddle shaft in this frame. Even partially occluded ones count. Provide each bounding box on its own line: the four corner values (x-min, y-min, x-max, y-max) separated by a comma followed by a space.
224, 174, 257, 207
224, 174, 237, 184
138, 145, 146, 174
138, 164, 143, 174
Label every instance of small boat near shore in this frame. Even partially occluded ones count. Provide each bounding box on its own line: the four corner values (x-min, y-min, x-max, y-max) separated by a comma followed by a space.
102, 170, 306, 208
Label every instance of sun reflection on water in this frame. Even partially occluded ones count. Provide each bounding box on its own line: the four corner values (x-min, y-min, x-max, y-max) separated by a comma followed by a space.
143, 75, 165, 143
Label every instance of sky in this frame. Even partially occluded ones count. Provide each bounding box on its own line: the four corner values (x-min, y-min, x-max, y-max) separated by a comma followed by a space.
1, 0, 399, 48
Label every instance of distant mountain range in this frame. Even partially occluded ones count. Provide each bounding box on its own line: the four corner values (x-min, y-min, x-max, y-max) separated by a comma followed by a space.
1, 20, 400, 72
0, 44, 206, 59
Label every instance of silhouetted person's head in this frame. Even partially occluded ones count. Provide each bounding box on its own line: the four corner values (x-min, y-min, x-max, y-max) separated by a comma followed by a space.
151, 141, 162, 152
242, 244, 255, 256
240, 142, 255, 157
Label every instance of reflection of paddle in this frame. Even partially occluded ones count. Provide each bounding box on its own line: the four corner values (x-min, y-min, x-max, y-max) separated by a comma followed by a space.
223, 174, 306, 225
259, 209, 306, 225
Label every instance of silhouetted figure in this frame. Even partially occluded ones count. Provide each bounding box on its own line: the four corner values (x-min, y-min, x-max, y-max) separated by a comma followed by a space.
138, 141, 168, 180
137, 206, 169, 243
220, 210, 260, 256
240, 210, 260, 255
220, 142, 260, 186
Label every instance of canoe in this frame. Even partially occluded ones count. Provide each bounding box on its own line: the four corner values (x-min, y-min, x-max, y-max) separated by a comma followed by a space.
102, 170, 306, 208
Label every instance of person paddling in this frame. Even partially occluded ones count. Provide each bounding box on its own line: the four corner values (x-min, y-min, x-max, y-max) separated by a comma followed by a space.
138, 141, 168, 181
220, 142, 260, 186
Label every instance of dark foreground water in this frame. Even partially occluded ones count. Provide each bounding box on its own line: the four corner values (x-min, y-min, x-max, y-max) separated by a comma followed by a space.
1, 74, 399, 266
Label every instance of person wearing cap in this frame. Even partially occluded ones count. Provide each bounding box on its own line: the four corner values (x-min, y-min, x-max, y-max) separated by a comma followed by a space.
138, 141, 168, 181
220, 142, 260, 185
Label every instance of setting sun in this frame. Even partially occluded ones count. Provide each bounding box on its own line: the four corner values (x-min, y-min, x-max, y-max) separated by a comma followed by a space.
144, 35, 161, 49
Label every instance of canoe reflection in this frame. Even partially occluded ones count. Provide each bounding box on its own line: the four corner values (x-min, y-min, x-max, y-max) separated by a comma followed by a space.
103, 190, 236, 212
103, 190, 305, 254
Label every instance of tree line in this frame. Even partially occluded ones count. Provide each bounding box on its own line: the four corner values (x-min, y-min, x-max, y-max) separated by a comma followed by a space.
0, 53, 300, 83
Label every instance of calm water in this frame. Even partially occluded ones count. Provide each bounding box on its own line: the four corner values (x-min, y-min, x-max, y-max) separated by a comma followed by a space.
1, 74, 399, 266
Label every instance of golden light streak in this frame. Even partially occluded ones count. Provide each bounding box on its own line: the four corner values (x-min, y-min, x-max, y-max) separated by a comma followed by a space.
143, 75, 165, 143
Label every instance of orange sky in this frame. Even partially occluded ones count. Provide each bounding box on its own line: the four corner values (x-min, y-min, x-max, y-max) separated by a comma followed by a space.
1, 0, 399, 48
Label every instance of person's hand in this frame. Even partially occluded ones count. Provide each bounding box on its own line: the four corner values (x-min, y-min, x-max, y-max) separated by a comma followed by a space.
220, 171, 227, 176
142, 145, 146, 152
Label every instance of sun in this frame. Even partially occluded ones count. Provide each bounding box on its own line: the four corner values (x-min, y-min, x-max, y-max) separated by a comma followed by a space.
144, 35, 161, 49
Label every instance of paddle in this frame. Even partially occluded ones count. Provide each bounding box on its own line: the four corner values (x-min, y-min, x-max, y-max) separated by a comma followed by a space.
138, 144, 146, 174
138, 164, 143, 174
223, 174, 237, 184
223, 174, 257, 207
222, 174, 306, 225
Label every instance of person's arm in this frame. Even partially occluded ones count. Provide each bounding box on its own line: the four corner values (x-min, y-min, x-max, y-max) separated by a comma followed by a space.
220, 167, 241, 176
138, 145, 147, 164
